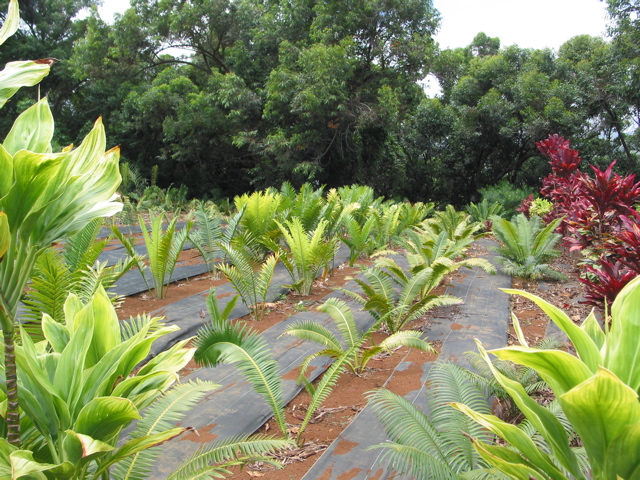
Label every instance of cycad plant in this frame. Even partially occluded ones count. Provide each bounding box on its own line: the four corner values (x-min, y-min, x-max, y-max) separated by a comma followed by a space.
490, 213, 566, 281
22, 219, 139, 333
423, 204, 484, 242
234, 190, 283, 257
139, 211, 193, 299
282, 298, 433, 442
188, 201, 224, 275
341, 213, 377, 266
466, 198, 504, 231
367, 361, 498, 479
397, 228, 494, 276
194, 294, 288, 436
284, 297, 433, 379
217, 243, 278, 321
344, 260, 463, 334
265, 218, 338, 295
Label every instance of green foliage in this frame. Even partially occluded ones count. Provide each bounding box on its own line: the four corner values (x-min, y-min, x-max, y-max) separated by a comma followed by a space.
341, 213, 377, 266
368, 361, 498, 479
189, 202, 224, 275
138, 211, 193, 299
265, 218, 338, 295
529, 198, 553, 217
22, 219, 139, 332
283, 297, 433, 378
1, 288, 208, 478
344, 259, 463, 334
217, 244, 278, 321
466, 199, 504, 230
452, 276, 640, 479
194, 319, 288, 436
479, 181, 537, 220
490, 214, 566, 281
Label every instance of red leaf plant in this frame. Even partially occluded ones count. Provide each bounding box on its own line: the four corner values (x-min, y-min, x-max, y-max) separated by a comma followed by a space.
580, 257, 637, 308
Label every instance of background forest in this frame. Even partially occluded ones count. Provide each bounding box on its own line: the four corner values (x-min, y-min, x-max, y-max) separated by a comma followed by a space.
0, 0, 638, 206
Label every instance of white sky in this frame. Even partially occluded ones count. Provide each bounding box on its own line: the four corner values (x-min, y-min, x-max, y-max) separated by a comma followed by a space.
99, 0, 610, 51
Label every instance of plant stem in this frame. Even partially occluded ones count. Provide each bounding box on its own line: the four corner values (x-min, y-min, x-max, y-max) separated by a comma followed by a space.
4, 328, 19, 446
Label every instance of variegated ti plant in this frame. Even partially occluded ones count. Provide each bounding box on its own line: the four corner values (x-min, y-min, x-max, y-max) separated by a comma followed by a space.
452, 276, 640, 479
0, 0, 122, 444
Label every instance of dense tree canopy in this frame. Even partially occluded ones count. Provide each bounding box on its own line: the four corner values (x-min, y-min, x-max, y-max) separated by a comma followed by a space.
2, 0, 638, 205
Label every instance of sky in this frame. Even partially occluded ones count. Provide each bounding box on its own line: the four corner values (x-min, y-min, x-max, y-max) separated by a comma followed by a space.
99, 0, 611, 51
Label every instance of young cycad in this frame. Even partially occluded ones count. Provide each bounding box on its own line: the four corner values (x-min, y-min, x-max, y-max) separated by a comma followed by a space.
282, 298, 433, 443
266, 218, 338, 295
491, 214, 565, 281
217, 243, 278, 321
139, 211, 194, 299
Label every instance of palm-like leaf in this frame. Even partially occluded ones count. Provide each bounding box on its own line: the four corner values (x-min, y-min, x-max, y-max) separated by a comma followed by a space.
190, 203, 223, 275
194, 322, 287, 435
140, 212, 193, 299
111, 380, 219, 480
217, 244, 277, 321
368, 361, 495, 479
296, 347, 355, 443
166, 435, 292, 480
269, 218, 337, 295
341, 213, 377, 266
491, 214, 565, 281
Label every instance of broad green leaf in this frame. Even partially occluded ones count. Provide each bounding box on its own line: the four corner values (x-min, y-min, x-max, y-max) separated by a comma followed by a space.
604, 422, 640, 480
41, 313, 69, 353
606, 276, 640, 392
3, 98, 53, 155
74, 397, 140, 442
472, 440, 552, 480
560, 367, 640, 477
0, 0, 19, 47
491, 346, 592, 396
475, 341, 584, 477
503, 288, 601, 372
9, 450, 57, 479
0, 146, 12, 197
84, 286, 120, 368
581, 309, 605, 350
0, 60, 51, 109
0, 212, 8, 259
62, 430, 113, 466
452, 403, 567, 480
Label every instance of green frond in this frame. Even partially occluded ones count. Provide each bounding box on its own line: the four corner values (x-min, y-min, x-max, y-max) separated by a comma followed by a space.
316, 298, 361, 348
282, 320, 342, 352
297, 347, 355, 441
111, 224, 150, 291
167, 435, 292, 480
367, 389, 456, 478
206, 288, 239, 330
112, 380, 219, 480
378, 331, 434, 353
194, 322, 286, 435
63, 218, 103, 270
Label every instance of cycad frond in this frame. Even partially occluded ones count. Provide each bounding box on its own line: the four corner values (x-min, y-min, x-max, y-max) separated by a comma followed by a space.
491, 214, 565, 281
194, 322, 286, 435
22, 249, 70, 326
297, 347, 354, 442
112, 380, 219, 480
367, 389, 458, 479
378, 331, 434, 353
190, 203, 223, 273
282, 320, 342, 352
63, 218, 103, 270
316, 297, 361, 348
167, 435, 292, 480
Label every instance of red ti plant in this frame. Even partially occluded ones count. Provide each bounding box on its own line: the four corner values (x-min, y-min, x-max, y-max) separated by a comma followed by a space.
516, 194, 535, 218
580, 257, 637, 308
536, 134, 582, 178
